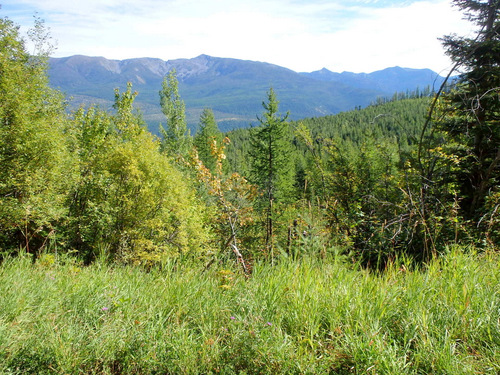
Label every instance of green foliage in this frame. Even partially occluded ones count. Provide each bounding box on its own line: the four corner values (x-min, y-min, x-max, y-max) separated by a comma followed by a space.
0, 17, 211, 265
0, 16, 71, 255
249, 88, 295, 253
402, 0, 500, 256
159, 69, 192, 157
0, 248, 498, 373
250, 88, 295, 203
433, 0, 500, 229
224, 97, 448, 264
192, 138, 257, 273
295, 122, 407, 264
194, 108, 224, 173
66, 83, 212, 263
297, 98, 430, 151
226, 97, 430, 188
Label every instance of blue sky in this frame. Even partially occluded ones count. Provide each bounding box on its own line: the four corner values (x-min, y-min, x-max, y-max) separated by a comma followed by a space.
1, 0, 473, 73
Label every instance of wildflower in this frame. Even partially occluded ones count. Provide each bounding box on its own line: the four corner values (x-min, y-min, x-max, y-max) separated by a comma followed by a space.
230, 316, 236, 320
266, 322, 272, 326
101, 307, 109, 311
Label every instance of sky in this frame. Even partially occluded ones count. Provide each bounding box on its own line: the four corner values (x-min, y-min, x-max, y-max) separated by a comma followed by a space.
1, 0, 475, 74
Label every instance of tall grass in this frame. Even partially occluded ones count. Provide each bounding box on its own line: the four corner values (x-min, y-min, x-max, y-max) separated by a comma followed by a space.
0, 248, 498, 374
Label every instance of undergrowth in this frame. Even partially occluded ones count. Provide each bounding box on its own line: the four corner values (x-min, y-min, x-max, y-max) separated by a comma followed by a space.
0, 247, 498, 374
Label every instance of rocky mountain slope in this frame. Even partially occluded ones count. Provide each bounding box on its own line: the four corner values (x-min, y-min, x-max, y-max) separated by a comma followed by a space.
49, 54, 446, 132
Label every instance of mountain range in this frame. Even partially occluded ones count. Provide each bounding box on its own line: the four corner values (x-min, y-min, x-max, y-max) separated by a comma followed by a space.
48, 54, 446, 133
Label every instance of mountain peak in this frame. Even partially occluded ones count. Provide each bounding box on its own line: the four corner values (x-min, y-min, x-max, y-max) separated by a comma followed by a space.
193, 54, 213, 60
48, 54, 446, 132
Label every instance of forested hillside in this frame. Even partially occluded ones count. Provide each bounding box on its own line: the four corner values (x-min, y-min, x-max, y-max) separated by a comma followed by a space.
225, 96, 431, 176
1, 1, 499, 267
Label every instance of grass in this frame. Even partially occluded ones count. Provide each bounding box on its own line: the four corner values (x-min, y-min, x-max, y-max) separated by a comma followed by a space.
0, 247, 498, 374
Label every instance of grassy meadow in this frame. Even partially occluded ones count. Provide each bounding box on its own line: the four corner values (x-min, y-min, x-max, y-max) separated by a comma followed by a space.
0, 248, 498, 374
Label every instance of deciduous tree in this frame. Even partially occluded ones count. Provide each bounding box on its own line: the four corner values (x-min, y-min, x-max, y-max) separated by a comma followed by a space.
159, 69, 191, 157
0, 16, 70, 255
67, 84, 211, 264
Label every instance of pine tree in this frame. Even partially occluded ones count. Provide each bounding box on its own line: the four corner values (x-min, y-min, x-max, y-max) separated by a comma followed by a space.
249, 88, 294, 253
436, 0, 500, 224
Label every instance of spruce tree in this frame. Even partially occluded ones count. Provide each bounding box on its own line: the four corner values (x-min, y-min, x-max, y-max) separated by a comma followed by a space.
436, 0, 500, 223
194, 108, 223, 173
249, 88, 294, 252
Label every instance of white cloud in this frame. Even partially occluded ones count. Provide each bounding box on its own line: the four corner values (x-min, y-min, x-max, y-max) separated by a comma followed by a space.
314, 0, 473, 73
2, 0, 474, 73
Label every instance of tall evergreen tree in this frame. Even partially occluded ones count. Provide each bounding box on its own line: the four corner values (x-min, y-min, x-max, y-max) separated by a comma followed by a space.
249, 88, 294, 252
435, 0, 500, 224
194, 108, 223, 173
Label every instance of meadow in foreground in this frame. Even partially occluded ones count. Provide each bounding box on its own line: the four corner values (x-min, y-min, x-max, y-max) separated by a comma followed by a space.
0, 248, 498, 374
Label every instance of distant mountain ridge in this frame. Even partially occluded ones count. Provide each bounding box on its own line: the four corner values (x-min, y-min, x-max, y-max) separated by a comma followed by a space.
48, 54, 446, 132
301, 66, 444, 94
